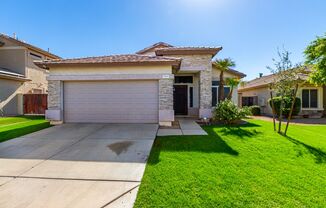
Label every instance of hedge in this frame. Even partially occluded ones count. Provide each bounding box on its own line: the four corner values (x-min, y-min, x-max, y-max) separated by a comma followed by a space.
268, 96, 301, 117
250, 105, 261, 116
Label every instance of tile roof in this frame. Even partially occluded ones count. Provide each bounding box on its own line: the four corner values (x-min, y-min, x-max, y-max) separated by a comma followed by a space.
136, 42, 173, 54
0, 33, 60, 59
211, 64, 246, 78
227, 68, 247, 78
155, 46, 222, 56
239, 67, 311, 91
239, 74, 275, 91
35, 54, 181, 68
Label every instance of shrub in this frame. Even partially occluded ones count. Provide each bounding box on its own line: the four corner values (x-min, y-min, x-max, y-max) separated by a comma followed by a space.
268, 96, 301, 117
250, 105, 261, 116
213, 100, 252, 124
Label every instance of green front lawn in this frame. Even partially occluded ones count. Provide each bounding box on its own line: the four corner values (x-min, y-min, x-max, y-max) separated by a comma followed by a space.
0, 116, 51, 142
135, 119, 326, 207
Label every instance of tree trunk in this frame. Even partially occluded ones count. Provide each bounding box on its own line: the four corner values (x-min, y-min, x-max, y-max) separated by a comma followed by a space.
218, 71, 224, 102
284, 84, 299, 135
269, 85, 276, 131
278, 97, 284, 133
227, 87, 233, 100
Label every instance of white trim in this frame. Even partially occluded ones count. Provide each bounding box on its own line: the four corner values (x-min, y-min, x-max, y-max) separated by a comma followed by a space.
298, 86, 323, 110
174, 74, 197, 109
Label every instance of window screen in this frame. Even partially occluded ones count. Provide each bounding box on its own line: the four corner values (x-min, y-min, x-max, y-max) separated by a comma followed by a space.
310, 89, 318, 108
302, 90, 309, 108
212, 87, 217, 107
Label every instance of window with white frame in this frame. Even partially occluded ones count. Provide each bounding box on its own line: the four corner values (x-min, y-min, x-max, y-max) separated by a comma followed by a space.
302, 89, 318, 108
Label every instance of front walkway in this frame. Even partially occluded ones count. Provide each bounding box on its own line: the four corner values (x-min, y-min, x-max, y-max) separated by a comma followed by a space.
157, 119, 207, 136
0, 123, 158, 208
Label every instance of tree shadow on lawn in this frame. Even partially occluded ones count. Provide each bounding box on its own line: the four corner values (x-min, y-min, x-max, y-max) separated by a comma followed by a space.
148, 127, 239, 165
283, 135, 326, 164
212, 122, 262, 139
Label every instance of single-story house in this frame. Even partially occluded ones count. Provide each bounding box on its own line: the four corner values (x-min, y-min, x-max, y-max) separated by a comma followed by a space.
0, 33, 60, 115
36, 42, 245, 126
238, 72, 326, 118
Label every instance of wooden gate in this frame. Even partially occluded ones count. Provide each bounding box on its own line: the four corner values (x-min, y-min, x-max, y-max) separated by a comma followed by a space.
23, 94, 48, 114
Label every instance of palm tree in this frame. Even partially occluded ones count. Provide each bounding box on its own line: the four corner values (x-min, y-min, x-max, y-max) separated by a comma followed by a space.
213, 58, 236, 102
225, 78, 240, 100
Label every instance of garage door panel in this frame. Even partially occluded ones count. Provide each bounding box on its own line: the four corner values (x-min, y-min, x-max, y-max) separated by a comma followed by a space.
64, 81, 159, 123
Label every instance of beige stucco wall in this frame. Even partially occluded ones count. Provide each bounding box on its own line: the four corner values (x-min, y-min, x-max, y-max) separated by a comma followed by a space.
0, 37, 53, 95
239, 87, 272, 114
0, 48, 26, 75
49, 65, 172, 76
22, 49, 50, 94
0, 78, 24, 115
239, 85, 325, 116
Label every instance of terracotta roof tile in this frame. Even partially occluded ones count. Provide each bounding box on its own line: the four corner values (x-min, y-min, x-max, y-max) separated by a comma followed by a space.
136, 42, 173, 54
35, 54, 181, 68
155, 46, 222, 56
239, 67, 311, 91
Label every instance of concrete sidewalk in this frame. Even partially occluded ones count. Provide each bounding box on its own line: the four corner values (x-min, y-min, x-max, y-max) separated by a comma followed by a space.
0, 123, 158, 208
157, 119, 207, 136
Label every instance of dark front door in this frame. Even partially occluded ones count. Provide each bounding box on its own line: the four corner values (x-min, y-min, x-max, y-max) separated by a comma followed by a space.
174, 85, 188, 115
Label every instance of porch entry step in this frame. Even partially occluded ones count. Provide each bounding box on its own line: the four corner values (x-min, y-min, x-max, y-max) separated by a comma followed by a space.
157, 119, 207, 136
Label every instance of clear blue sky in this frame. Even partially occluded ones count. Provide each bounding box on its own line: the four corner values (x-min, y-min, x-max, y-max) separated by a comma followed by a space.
1, 0, 325, 80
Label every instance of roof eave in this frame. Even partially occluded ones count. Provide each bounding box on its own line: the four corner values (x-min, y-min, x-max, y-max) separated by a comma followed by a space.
136, 42, 173, 54
0, 34, 61, 59
0, 73, 31, 82
155, 47, 222, 57
34, 60, 181, 69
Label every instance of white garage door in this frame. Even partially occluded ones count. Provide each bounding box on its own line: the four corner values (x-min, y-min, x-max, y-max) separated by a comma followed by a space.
64, 80, 159, 123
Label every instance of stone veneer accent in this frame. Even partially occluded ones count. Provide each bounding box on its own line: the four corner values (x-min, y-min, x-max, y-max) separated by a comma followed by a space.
159, 78, 174, 126
199, 69, 212, 118
46, 80, 62, 121
159, 79, 173, 110
167, 54, 212, 71
47, 80, 61, 109
196, 56, 213, 118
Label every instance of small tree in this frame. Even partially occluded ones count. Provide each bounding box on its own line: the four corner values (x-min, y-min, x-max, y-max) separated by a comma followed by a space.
267, 49, 303, 135
213, 58, 236, 102
304, 33, 326, 85
225, 77, 240, 100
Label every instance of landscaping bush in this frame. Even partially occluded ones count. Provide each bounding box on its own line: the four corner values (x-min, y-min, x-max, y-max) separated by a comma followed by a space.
268, 96, 301, 117
250, 105, 261, 116
213, 100, 252, 124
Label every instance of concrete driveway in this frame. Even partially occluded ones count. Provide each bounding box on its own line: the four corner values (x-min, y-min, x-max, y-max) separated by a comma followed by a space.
0, 123, 158, 208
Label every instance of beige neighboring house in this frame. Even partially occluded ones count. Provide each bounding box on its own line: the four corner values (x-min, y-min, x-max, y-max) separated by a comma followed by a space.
36, 42, 245, 126
0, 33, 60, 115
238, 72, 326, 118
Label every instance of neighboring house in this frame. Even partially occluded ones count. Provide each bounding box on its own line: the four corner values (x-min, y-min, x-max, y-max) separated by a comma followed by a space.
36, 42, 245, 126
238, 72, 326, 118
0, 34, 60, 115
